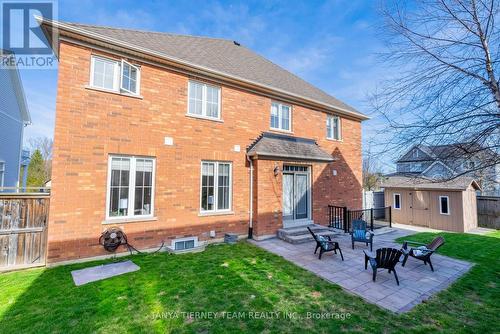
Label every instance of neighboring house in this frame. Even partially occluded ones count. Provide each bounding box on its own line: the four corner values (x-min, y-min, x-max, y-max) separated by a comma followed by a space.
395, 143, 500, 196
39, 18, 368, 264
0, 51, 31, 190
382, 176, 480, 232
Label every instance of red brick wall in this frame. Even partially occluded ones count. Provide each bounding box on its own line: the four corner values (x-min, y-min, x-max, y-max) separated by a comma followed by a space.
47, 41, 363, 263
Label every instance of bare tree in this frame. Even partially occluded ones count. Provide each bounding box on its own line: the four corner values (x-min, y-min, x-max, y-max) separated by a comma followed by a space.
363, 150, 384, 190
372, 0, 500, 180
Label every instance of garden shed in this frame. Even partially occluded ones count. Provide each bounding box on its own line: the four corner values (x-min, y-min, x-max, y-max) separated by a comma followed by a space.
381, 176, 480, 232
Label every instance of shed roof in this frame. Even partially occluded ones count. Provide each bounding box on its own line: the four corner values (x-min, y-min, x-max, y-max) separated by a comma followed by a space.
247, 132, 335, 162
381, 176, 481, 191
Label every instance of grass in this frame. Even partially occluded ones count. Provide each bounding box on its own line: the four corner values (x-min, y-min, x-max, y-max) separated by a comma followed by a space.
0, 232, 498, 333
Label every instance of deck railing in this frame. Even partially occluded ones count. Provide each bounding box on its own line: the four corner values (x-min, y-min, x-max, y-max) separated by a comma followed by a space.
328, 205, 392, 232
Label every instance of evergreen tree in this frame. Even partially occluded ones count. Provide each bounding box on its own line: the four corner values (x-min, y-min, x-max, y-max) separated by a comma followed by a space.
26, 149, 46, 187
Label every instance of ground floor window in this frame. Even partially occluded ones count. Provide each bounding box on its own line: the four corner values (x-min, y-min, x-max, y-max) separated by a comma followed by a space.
107, 155, 155, 219
393, 193, 401, 209
439, 196, 450, 215
200, 161, 232, 213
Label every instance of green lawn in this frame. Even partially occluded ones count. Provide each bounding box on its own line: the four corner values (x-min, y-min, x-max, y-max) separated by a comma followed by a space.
0, 232, 499, 333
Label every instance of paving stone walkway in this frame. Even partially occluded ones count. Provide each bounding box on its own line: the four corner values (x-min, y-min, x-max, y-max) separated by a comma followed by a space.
250, 227, 473, 313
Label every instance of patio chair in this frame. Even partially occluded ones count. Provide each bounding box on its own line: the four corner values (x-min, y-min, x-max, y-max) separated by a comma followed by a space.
307, 227, 344, 261
401, 236, 445, 272
350, 219, 374, 251
364, 248, 403, 285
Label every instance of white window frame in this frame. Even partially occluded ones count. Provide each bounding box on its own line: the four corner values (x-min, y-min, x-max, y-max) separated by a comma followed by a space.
412, 149, 419, 158
439, 196, 450, 215
199, 161, 232, 214
120, 59, 141, 95
0, 161, 5, 187
172, 236, 199, 250
270, 101, 292, 132
393, 193, 401, 210
105, 155, 156, 221
187, 80, 222, 120
326, 115, 341, 140
90, 55, 141, 95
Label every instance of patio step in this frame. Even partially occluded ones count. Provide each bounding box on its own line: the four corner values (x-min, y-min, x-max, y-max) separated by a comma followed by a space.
277, 224, 339, 244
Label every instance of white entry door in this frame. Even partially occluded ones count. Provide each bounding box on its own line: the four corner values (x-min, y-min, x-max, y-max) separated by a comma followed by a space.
283, 166, 311, 227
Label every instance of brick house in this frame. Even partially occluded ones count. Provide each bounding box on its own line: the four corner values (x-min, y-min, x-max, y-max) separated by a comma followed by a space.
39, 18, 368, 264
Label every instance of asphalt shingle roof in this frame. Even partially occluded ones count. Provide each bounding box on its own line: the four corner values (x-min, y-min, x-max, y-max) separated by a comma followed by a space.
43, 20, 366, 119
381, 175, 480, 191
247, 132, 334, 162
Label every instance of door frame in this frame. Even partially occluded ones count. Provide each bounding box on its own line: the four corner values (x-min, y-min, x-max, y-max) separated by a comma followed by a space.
282, 165, 312, 228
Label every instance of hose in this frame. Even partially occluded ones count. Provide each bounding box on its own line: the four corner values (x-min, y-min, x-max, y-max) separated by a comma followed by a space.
99, 227, 164, 255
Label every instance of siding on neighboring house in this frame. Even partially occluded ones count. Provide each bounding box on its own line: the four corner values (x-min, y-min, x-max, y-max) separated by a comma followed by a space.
0, 64, 25, 188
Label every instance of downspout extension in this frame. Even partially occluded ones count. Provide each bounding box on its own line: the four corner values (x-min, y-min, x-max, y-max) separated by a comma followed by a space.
246, 154, 253, 239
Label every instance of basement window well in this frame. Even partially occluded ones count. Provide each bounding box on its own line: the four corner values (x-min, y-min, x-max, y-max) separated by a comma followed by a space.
173, 237, 198, 251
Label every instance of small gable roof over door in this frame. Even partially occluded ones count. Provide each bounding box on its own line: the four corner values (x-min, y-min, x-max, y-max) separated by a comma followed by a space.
247, 132, 335, 162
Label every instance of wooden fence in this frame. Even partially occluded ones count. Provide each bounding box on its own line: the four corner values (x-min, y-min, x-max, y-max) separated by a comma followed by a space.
477, 196, 500, 229
0, 193, 50, 271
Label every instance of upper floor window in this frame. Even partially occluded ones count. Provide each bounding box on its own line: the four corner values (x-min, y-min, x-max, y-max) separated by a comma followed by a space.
188, 81, 221, 120
106, 155, 155, 220
439, 196, 450, 215
90, 56, 140, 95
326, 115, 341, 140
463, 160, 476, 170
412, 149, 419, 158
270, 102, 291, 131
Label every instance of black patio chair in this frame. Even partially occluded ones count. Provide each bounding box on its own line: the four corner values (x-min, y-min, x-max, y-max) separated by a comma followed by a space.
307, 227, 344, 261
364, 248, 403, 285
350, 219, 374, 251
401, 236, 445, 272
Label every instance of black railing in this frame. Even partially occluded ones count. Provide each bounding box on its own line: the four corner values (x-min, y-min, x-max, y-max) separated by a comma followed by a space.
328, 205, 348, 231
328, 205, 392, 232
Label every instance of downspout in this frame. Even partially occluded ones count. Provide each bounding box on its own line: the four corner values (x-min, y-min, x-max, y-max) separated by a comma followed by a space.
246, 154, 253, 239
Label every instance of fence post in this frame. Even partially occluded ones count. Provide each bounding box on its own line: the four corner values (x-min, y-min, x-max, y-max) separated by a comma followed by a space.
388, 206, 392, 228
343, 206, 349, 233
370, 207, 374, 231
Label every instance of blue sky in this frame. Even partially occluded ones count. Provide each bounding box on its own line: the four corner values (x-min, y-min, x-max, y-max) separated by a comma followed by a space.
20, 0, 394, 169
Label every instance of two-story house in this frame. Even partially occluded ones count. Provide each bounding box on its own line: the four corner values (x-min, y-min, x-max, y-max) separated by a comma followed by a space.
39, 18, 368, 264
0, 51, 31, 190
395, 143, 499, 196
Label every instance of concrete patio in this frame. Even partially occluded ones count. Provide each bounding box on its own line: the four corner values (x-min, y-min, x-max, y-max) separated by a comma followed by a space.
250, 226, 473, 313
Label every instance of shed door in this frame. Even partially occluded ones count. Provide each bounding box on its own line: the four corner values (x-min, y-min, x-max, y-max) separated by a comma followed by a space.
410, 191, 430, 227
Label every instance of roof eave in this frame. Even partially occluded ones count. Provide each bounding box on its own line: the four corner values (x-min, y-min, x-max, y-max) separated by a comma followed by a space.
248, 152, 336, 163
36, 16, 369, 121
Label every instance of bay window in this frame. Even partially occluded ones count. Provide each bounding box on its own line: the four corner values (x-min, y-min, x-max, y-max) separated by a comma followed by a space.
107, 156, 155, 219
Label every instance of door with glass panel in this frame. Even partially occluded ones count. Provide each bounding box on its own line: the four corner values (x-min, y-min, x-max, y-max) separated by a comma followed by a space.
282, 165, 310, 226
